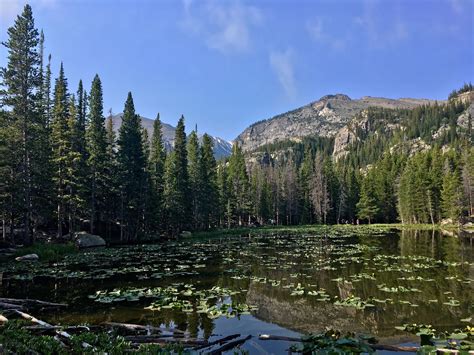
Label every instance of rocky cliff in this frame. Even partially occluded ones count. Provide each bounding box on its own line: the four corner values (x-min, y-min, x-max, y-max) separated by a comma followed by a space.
235, 94, 437, 153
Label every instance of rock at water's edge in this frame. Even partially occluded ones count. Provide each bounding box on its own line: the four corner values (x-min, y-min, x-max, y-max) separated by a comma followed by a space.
15, 253, 39, 262
74, 232, 106, 249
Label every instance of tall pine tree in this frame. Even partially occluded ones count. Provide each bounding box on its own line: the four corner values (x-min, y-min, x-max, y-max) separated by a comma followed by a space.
1, 4, 43, 244
164, 115, 190, 234
86, 74, 108, 234
117, 93, 147, 241
148, 114, 166, 233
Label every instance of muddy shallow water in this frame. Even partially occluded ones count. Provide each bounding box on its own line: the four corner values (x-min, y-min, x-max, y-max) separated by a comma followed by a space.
1, 227, 473, 353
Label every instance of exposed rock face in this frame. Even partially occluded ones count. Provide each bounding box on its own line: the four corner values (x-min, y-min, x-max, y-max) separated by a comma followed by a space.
236, 94, 437, 153
111, 114, 232, 159
74, 232, 106, 249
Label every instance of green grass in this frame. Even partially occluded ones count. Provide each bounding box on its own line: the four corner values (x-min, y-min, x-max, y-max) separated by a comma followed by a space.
14, 242, 77, 262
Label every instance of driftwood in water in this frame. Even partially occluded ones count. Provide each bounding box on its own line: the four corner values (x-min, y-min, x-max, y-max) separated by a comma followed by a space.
23, 325, 94, 334
104, 321, 186, 335
0, 298, 67, 309
258, 334, 459, 354
195, 333, 241, 350
11, 310, 92, 349
208, 334, 252, 355
125, 335, 207, 346
371, 344, 419, 352
0, 301, 24, 310
259, 334, 300, 342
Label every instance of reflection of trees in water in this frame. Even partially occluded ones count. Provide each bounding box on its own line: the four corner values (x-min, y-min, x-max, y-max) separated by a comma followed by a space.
238, 230, 473, 337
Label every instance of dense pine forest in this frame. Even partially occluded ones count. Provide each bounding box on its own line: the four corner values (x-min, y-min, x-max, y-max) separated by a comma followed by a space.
1, 5, 473, 247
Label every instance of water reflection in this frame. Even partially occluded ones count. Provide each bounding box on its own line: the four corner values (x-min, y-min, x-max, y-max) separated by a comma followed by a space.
1, 228, 473, 345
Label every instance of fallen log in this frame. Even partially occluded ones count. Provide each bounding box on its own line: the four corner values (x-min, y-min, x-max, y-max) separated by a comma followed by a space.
208, 334, 252, 355
259, 334, 300, 342
195, 333, 241, 350
23, 325, 93, 334
372, 344, 419, 352
0, 302, 24, 310
0, 314, 8, 322
259, 334, 420, 353
125, 335, 207, 346
104, 321, 186, 335
11, 310, 92, 349
0, 298, 67, 308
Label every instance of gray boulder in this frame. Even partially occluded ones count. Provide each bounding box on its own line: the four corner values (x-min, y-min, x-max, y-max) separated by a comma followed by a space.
74, 232, 106, 249
15, 253, 39, 262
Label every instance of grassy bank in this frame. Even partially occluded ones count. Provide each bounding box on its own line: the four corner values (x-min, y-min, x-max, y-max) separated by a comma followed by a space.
13, 243, 77, 262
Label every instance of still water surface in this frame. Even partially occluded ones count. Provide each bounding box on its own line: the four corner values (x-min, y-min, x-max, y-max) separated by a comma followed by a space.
2, 227, 473, 353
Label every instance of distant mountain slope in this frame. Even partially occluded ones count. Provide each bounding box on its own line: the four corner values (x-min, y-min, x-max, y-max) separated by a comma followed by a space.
110, 114, 232, 159
235, 94, 438, 152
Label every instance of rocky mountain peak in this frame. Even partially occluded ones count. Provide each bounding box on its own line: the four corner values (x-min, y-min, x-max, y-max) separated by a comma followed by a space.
110, 113, 232, 158
236, 93, 438, 152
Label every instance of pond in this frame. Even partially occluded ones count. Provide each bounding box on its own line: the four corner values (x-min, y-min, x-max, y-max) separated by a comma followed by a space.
1, 226, 473, 353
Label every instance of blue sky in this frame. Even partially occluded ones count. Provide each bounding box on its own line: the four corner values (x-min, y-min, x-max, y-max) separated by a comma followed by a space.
1, 0, 473, 140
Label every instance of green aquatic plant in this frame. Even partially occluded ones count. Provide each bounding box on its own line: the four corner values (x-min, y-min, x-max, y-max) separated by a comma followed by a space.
290, 329, 377, 354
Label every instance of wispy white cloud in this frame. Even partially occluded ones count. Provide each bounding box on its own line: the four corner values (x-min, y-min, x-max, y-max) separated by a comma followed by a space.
306, 17, 346, 51
269, 48, 296, 99
354, 0, 409, 48
1, 0, 57, 24
449, 0, 463, 14
180, 0, 262, 54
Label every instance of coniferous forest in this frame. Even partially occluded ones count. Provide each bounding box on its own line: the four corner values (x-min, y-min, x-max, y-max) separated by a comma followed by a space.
1, 5, 473, 247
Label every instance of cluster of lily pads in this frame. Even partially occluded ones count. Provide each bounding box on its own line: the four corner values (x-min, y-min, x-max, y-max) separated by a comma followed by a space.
88, 284, 257, 319
395, 323, 474, 352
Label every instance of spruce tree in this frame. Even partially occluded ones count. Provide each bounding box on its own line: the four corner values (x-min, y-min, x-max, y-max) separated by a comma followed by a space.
441, 165, 463, 222
86, 74, 108, 234
117, 93, 146, 241
357, 173, 379, 224
1, 4, 42, 244
164, 115, 190, 234
227, 143, 250, 226
199, 134, 219, 228
65, 95, 83, 234
187, 130, 201, 229
50, 63, 69, 237
103, 115, 118, 238
149, 114, 166, 233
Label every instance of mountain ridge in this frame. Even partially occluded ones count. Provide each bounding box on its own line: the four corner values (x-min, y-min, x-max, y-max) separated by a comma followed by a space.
235, 93, 441, 152
110, 113, 232, 159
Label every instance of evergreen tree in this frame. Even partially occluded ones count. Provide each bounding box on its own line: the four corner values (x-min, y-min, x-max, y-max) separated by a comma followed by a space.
227, 143, 250, 226
71, 80, 88, 219
357, 172, 379, 224
148, 114, 166, 233
0, 4, 43, 244
101, 114, 118, 238
187, 130, 201, 229
0, 111, 22, 240
217, 162, 229, 227
117, 93, 147, 241
299, 148, 313, 224
43, 54, 52, 125
50, 63, 69, 237
164, 115, 190, 234
441, 163, 463, 222
199, 134, 219, 228
462, 147, 474, 217
86, 74, 108, 234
